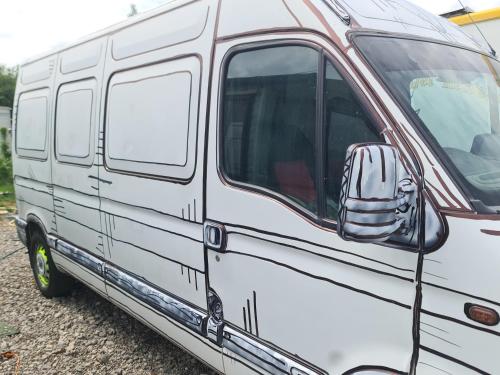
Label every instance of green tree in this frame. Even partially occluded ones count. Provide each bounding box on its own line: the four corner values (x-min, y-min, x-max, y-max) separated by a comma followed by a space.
0, 65, 17, 108
0, 127, 12, 186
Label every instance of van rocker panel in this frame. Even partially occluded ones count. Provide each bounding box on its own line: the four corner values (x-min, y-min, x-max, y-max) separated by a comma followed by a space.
47, 237, 325, 373
50, 237, 207, 335
104, 263, 206, 335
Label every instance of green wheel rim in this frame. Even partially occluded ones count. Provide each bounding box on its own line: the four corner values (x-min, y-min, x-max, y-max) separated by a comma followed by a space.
34, 245, 50, 288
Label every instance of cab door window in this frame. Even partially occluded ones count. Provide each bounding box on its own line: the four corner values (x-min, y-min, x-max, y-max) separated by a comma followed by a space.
221, 44, 382, 222
222, 46, 319, 213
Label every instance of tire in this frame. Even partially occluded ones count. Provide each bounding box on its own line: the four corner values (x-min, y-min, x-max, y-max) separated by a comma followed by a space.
29, 231, 74, 298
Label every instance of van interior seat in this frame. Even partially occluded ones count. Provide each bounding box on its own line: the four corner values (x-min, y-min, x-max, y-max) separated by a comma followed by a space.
272, 80, 316, 205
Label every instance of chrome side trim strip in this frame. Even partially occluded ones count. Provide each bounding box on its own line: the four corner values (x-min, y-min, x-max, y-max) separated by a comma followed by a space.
223, 327, 325, 375
49, 239, 322, 374
53, 239, 104, 276
104, 264, 207, 335
46, 235, 57, 250
15, 217, 27, 229
207, 316, 224, 346
51, 239, 207, 335
15, 217, 28, 246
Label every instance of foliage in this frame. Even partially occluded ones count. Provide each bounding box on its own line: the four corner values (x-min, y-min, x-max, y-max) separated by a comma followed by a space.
0, 128, 10, 160
0, 126, 13, 209
0, 65, 17, 108
0, 65, 15, 208
0, 128, 12, 184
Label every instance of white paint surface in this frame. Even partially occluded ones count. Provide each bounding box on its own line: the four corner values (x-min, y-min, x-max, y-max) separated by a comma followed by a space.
16, 93, 48, 152
56, 85, 93, 159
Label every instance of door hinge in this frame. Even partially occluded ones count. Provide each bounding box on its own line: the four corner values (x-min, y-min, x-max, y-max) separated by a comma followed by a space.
206, 289, 224, 346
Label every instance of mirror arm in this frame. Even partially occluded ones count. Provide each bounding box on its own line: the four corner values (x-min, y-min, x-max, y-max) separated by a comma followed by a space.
396, 179, 418, 236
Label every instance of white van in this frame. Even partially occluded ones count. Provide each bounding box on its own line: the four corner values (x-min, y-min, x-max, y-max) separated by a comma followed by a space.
12, 0, 500, 374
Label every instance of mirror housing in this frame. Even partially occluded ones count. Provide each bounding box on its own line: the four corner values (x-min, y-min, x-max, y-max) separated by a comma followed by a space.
338, 143, 417, 243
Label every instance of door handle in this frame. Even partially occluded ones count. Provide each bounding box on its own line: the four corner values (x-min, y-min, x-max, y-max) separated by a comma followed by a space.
204, 222, 226, 253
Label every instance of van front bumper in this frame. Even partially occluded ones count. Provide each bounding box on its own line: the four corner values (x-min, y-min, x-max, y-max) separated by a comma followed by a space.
15, 217, 28, 247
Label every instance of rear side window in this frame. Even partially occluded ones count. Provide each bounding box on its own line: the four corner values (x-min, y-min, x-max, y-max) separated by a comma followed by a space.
221, 45, 382, 221
106, 56, 200, 180
56, 79, 96, 165
222, 46, 319, 212
16, 89, 49, 159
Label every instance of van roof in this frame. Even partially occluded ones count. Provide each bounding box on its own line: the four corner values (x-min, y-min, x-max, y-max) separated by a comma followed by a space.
337, 0, 488, 52
20, 0, 192, 66
21, 0, 490, 67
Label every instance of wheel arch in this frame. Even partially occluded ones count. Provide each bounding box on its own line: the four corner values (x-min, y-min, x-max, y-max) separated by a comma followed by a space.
25, 214, 50, 250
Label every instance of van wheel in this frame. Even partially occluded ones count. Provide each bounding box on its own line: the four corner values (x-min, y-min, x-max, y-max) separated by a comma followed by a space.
29, 231, 73, 298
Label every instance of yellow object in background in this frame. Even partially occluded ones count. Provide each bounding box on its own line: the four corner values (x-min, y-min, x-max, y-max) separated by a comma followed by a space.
449, 7, 500, 26
448, 7, 500, 54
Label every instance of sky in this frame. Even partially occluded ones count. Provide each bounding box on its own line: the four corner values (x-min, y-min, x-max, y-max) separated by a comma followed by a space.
0, 0, 499, 66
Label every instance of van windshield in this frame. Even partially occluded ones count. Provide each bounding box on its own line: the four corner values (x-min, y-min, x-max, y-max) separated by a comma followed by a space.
356, 36, 500, 211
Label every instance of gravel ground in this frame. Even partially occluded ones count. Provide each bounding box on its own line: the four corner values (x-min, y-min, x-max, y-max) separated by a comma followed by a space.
0, 216, 217, 375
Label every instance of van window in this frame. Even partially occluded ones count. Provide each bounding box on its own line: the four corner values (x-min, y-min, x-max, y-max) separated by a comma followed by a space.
16, 89, 49, 159
356, 36, 500, 210
106, 57, 200, 180
324, 61, 381, 219
56, 80, 96, 165
222, 46, 319, 213
222, 46, 382, 220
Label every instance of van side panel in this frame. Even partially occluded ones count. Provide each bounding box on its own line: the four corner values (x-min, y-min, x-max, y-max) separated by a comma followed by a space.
15, 1, 226, 371
60, 39, 103, 74
206, 30, 418, 374
111, 2, 209, 60
418, 216, 500, 374
20, 58, 54, 85
49, 37, 108, 294
98, 0, 224, 371
14, 55, 57, 240
100, 16, 207, 307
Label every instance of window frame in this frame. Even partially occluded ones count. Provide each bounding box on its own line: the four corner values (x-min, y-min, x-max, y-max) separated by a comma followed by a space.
102, 54, 202, 183
15, 88, 50, 161
217, 39, 386, 228
54, 78, 97, 167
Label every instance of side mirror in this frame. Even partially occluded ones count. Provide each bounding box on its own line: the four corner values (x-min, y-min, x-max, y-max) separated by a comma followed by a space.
338, 143, 417, 243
